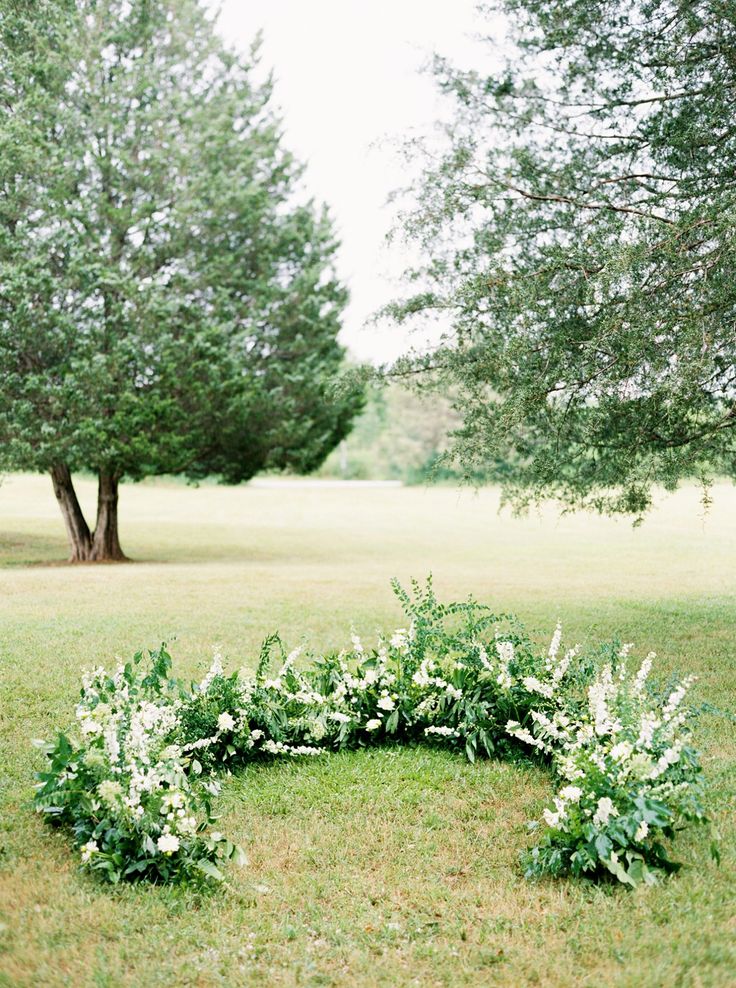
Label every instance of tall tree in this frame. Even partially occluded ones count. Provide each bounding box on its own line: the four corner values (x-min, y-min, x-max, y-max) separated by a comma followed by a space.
389, 0, 736, 516
0, 0, 361, 560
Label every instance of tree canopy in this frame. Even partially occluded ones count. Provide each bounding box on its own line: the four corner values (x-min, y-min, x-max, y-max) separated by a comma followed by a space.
388, 0, 736, 516
0, 0, 362, 559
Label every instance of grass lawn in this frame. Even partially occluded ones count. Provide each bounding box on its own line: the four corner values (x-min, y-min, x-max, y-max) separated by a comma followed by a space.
0, 472, 734, 987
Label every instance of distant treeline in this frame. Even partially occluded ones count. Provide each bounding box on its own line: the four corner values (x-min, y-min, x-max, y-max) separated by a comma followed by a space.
317, 385, 513, 485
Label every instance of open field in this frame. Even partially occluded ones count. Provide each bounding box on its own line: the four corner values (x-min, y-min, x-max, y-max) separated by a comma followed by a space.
0, 472, 734, 987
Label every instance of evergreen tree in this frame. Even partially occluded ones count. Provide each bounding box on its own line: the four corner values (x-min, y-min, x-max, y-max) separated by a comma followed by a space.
0, 0, 362, 559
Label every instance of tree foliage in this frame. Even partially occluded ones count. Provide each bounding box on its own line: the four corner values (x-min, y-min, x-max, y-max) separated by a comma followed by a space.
0, 0, 362, 558
389, 0, 736, 516
318, 382, 515, 483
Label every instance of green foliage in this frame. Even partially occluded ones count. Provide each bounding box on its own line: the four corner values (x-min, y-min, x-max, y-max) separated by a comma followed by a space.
33, 646, 242, 888
318, 383, 514, 483
388, 0, 736, 516
0, 1, 361, 488
35, 578, 708, 889
509, 649, 707, 885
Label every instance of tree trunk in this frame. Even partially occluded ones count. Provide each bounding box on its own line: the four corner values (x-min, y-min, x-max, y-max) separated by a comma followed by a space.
50, 463, 92, 562
49, 466, 128, 562
90, 471, 128, 561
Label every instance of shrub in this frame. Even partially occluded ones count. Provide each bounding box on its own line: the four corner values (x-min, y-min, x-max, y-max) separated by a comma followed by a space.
34, 646, 243, 886
33, 579, 708, 888
509, 647, 706, 885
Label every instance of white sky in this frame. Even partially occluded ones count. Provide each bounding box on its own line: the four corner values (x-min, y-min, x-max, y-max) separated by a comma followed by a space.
213, 0, 491, 364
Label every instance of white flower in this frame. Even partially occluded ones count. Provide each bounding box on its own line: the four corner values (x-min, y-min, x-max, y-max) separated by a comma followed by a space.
558, 755, 586, 781
494, 641, 514, 689
81, 666, 106, 693
390, 630, 408, 650
530, 710, 566, 740
523, 677, 554, 699
365, 718, 382, 731
161, 790, 185, 813
80, 840, 98, 863
279, 647, 302, 676
553, 646, 578, 683
506, 720, 550, 753
635, 820, 649, 841
97, 779, 123, 807
662, 676, 695, 722
377, 694, 395, 711
542, 797, 566, 828
79, 718, 103, 737
424, 725, 459, 737
559, 786, 583, 803
593, 797, 619, 828
159, 744, 182, 762
199, 649, 224, 693
350, 634, 364, 655
636, 713, 659, 749
547, 621, 562, 666
633, 652, 655, 695
610, 741, 633, 762
496, 670, 513, 690
649, 743, 682, 779
412, 658, 434, 687
496, 640, 514, 665
157, 833, 181, 855
329, 711, 351, 724
588, 666, 621, 737
217, 711, 236, 732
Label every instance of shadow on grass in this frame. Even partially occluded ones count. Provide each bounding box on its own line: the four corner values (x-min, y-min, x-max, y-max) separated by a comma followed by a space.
0, 528, 381, 570
0, 531, 69, 568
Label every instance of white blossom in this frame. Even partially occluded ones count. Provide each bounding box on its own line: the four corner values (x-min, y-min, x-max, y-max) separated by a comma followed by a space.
157, 833, 181, 855
593, 797, 619, 827
559, 786, 583, 802
199, 650, 224, 693
543, 797, 566, 828
390, 630, 408, 651
547, 621, 562, 667
97, 779, 123, 807
610, 741, 633, 762
633, 652, 655, 696
523, 677, 555, 699
80, 840, 98, 863
662, 677, 695, 722
424, 725, 459, 737
636, 713, 659, 749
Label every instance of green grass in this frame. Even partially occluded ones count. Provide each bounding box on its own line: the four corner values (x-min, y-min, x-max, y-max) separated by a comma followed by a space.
0, 472, 734, 987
